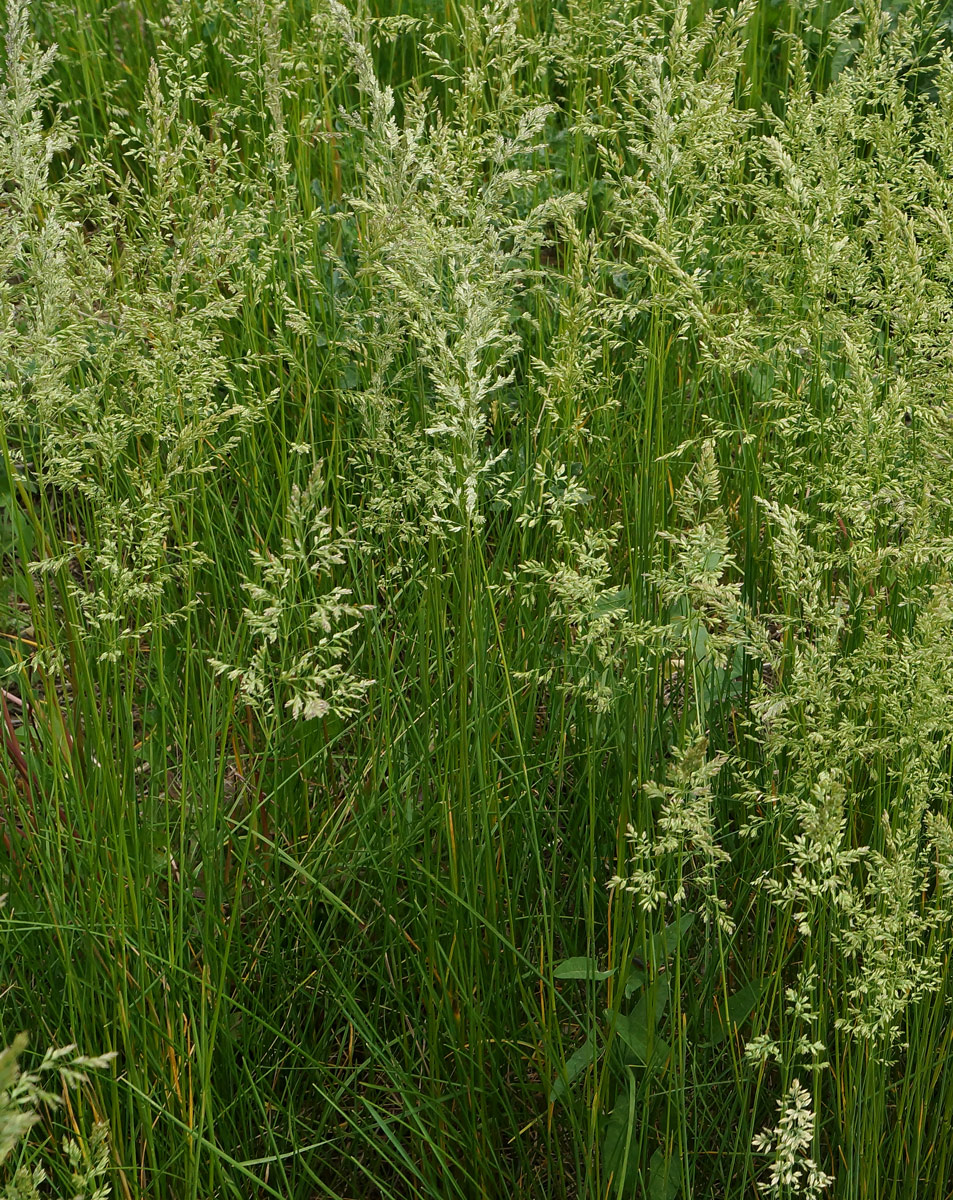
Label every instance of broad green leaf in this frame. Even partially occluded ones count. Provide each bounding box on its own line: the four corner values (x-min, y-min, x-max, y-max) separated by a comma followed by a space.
629, 915, 694, 987
592, 587, 631, 618
615, 1015, 672, 1069
612, 979, 672, 1070
701, 548, 723, 574
553, 957, 614, 981
549, 1035, 597, 1103
631, 973, 670, 1030
689, 620, 711, 663
602, 1079, 638, 1193
706, 980, 763, 1046
656, 913, 695, 960
623, 968, 646, 1000
648, 1148, 681, 1200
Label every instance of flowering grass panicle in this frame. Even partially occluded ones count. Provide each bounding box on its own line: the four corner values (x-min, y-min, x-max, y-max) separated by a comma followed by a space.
210, 462, 372, 723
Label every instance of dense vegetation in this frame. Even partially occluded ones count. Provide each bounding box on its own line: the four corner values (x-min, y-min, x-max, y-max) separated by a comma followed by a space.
2, 0, 953, 1195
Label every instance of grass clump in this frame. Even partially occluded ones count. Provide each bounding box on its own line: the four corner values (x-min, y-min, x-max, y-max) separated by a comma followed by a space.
2, 0, 953, 1196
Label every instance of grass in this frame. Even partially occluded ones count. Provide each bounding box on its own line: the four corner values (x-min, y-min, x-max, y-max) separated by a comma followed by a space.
1, 0, 953, 1196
